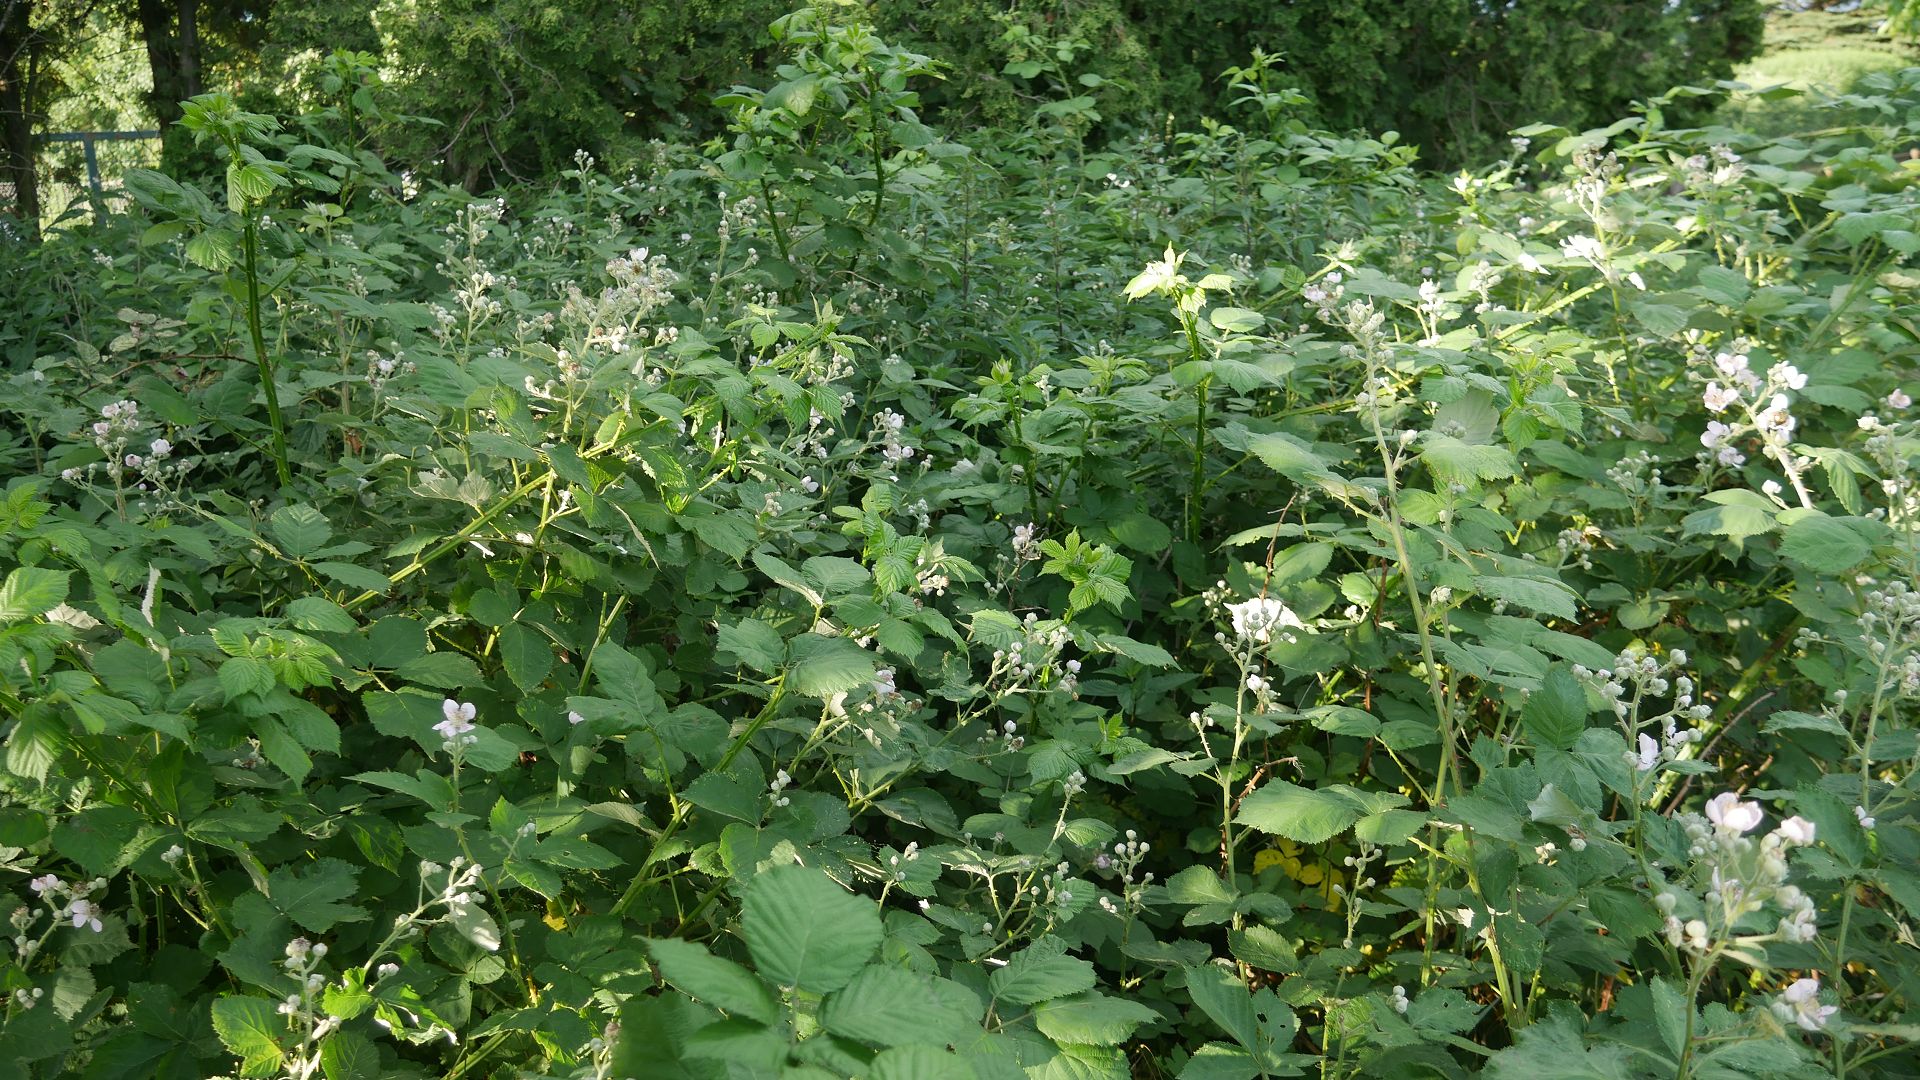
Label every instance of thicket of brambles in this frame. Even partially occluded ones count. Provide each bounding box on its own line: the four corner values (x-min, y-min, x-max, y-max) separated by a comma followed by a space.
1, 6, 1919, 1079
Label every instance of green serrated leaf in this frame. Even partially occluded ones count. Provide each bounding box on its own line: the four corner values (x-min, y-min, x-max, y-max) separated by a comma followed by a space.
1234, 780, 1361, 844
739, 864, 881, 993
989, 940, 1096, 1005
1032, 992, 1158, 1046
270, 505, 333, 558
1778, 513, 1871, 573
499, 622, 554, 692
1522, 664, 1590, 750
649, 937, 779, 1024
784, 635, 876, 698
0, 567, 69, 623
211, 996, 286, 1077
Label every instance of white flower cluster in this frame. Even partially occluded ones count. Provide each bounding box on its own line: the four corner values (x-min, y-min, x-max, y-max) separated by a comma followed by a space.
1560, 233, 1607, 266
602, 246, 681, 318
793, 408, 835, 462
1654, 792, 1822, 959
1011, 522, 1042, 562
914, 549, 951, 597
767, 769, 793, 810
1681, 145, 1746, 189
23, 873, 108, 938
872, 408, 916, 473
1772, 977, 1838, 1033
365, 348, 415, 393
1695, 348, 1816, 503
433, 199, 512, 340
433, 698, 479, 756
1226, 596, 1304, 645
63, 400, 192, 496
1302, 270, 1344, 315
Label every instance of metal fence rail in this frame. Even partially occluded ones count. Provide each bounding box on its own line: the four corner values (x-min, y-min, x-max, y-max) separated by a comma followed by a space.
37, 130, 163, 201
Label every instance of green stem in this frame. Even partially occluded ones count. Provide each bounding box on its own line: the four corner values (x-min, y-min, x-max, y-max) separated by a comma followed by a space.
342, 472, 551, 612
612, 680, 786, 917
866, 74, 887, 227
242, 212, 292, 487
760, 176, 793, 264
1182, 312, 1210, 547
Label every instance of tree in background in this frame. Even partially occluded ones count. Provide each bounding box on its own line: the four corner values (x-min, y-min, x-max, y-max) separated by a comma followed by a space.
9, 0, 1778, 203
1131, 0, 1766, 165
1, 0, 52, 232
1, 0, 121, 234
131, 0, 200, 129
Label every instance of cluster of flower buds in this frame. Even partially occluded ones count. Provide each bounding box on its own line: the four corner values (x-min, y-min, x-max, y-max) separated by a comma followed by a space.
1574, 648, 1711, 773
1333, 842, 1385, 947
989, 613, 1076, 697
883, 842, 921, 884
1036, 860, 1081, 910
1603, 450, 1664, 503
1556, 524, 1603, 570
1655, 791, 1821, 957
1092, 830, 1154, 916
871, 408, 916, 472
1568, 145, 1622, 216
414, 857, 492, 949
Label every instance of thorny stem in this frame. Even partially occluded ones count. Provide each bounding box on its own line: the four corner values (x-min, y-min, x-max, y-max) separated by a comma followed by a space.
1182, 309, 1212, 547
242, 212, 293, 487
612, 679, 787, 917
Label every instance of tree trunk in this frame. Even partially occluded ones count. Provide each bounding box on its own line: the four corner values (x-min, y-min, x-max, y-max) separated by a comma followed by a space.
136, 0, 187, 128
178, 0, 198, 98
0, 0, 39, 235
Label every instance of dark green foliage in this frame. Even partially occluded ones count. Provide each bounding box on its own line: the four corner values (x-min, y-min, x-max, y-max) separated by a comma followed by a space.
222, 0, 1766, 180
1132, 0, 1767, 164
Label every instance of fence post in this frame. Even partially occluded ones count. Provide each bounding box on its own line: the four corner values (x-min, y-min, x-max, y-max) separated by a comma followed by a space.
82, 134, 101, 203
33, 130, 164, 207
